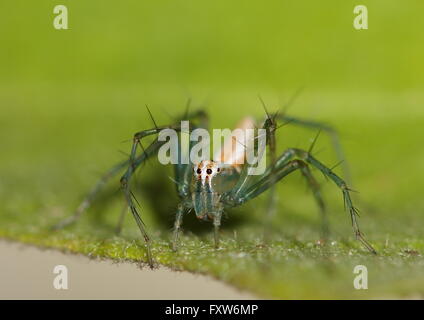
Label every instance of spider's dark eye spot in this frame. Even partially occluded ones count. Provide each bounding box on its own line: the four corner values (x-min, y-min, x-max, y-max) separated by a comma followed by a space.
196, 168, 202, 174
206, 169, 212, 175
217, 168, 220, 172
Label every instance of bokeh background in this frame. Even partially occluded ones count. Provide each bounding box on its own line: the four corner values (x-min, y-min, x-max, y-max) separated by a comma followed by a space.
1, 1, 423, 299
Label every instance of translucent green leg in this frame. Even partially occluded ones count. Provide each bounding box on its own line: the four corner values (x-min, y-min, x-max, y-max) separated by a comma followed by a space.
121, 112, 208, 267
264, 125, 279, 230
257, 108, 333, 236
115, 201, 128, 235
275, 114, 351, 183
213, 211, 223, 249
224, 148, 376, 254
172, 204, 185, 252
298, 164, 328, 238
120, 139, 167, 268
52, 159, 129, 230
290, 148, 375, 253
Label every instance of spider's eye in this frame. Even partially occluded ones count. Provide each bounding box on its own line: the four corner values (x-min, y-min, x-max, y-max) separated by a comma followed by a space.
196, 168, 202, 174
206, 169, 212, 175
217, 168, 220, 172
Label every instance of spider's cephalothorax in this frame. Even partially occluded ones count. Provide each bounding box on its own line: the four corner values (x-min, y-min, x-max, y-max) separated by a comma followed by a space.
54, 108, 377, 268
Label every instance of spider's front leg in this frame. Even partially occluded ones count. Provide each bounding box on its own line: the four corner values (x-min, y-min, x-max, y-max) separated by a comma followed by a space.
298, 163, 328, 237
273, 114, 351, 184
223, 148, 376, 254
172, 203, 185, 252
172, 203, 224, 250
213, 211, 223, 249
52, 159, 130, 230
118, 110, 210, 266
259, 112, 343, 236
120, 136, 171, 268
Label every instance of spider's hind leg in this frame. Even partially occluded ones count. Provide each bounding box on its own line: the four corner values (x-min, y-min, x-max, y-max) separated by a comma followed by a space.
223, 148, 376, 254
213, 211, 223, 249
171, 203, 186, 252
274, 114, 351, 184
264, 159, 329, 239
114, 201, 128, 235
260, 112, 342, 239
52, 159, 129, 230
298, 164, 329, 239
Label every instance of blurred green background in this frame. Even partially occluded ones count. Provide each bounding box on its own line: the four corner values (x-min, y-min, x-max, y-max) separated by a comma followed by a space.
0, 1, 423, 299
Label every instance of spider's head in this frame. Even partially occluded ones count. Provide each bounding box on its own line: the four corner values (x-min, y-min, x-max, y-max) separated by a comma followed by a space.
193, 160, 221, 186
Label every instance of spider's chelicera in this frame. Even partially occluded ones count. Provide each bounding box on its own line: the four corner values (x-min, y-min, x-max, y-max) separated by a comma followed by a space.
54, 108, 377, 267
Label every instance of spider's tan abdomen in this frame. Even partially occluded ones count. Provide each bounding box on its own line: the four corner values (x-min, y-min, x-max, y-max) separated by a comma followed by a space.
213, 116, 256, 170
